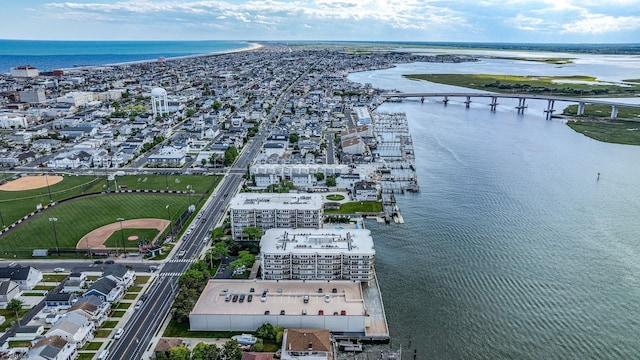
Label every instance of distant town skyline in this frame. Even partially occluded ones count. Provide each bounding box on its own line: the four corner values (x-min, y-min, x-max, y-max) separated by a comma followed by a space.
2, 0, 639, 43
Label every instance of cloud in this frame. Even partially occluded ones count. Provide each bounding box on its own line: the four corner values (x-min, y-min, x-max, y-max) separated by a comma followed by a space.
562, 13, 640, 34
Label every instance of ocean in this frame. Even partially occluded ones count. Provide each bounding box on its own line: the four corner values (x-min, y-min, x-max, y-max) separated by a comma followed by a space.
0, 40, 253, 73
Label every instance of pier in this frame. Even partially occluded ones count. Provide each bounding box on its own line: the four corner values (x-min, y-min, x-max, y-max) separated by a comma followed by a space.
381, 92, 640, 119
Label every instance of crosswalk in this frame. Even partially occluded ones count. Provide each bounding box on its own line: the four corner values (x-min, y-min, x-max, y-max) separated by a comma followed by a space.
167, 259, 195, 263
159, 272, 183, 277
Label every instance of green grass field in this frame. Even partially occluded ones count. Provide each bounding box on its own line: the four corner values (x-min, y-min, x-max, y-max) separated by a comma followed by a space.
0, 175, 105, 225
324, 201, 383, 214
566, 120, 640, 145
103, 228, 159, 248
0, 174, 220, 226
403, 73, 640, 97
0, 194, 190, 258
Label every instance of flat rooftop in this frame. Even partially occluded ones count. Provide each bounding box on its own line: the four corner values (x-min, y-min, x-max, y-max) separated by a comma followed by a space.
230, 193, 323, 210
191, 280, 365, 317
260, 228, 374, 255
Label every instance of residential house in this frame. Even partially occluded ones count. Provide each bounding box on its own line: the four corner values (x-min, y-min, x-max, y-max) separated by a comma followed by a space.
154, 338, 183, 359
242, 353, 274, 360
24, 335, 77, 360
46, 311, 95, 348
353, 180, 379, 201
44, 293, 76, 309
62, 273, 86, 293
12, 326, 45, 341
102, 265, 135, 288
83, 277, 123, 303
280, 329, 333, 360
0, 279, 21, 304
0, 265, 42, 290
68, 295, 111, 326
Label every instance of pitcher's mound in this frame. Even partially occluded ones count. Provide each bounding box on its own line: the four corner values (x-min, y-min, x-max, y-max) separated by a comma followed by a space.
0, 175, 64, 191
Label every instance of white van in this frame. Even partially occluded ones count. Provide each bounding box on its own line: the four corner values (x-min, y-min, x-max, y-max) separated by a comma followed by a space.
97, 350, 109, 360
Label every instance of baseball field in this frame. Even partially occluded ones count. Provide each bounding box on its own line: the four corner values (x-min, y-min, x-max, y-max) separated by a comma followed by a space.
0, 173, 222, 258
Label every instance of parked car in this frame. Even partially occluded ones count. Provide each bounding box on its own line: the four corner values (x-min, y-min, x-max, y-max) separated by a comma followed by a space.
105, 259, 115, 264
341, 310, 347, 316
303, 295, 309, 303
53, 267, 65, 273
225, 294, 231, 302
134, 301, 142, 310
94, 260, 104, 264
114, 328, 124, 339
232, 295, 239, 302
247, 294, 253, 302
260, 292, 267, 302
239, 294, 245, 303
280, 310, 285, 315
140, 294, 148, 301
318, 310, 324, 315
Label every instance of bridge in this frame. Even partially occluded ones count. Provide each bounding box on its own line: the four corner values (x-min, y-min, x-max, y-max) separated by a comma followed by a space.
380, 92, 640, 119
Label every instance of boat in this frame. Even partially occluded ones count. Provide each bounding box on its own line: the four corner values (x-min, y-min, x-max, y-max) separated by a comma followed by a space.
231, 334, 258, 345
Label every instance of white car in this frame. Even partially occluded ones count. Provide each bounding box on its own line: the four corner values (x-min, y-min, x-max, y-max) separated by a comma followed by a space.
114, 328, 124, 339
53, 267, 65, 273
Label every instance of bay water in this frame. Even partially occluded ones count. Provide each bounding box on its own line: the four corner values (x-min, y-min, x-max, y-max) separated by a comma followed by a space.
349, 55, 640, 359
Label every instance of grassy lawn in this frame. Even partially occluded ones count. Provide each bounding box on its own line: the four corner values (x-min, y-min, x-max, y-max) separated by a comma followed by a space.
43, 274, 68, 282
134, 275, 150, 285
33, 285, 56, 290
0, 194, 191, 258
403, 73, 640, 97
103, 228, 159, 248
77, 353, 96, 360
148, 244, 173, 260
21, 292, 44, 296
563, 104, 640, 119
110, 310, 126, 318
123, 293, 138, 300
84, 342, 103, 350
112, 174, 219, 194
87, 275, 100, 281
102, 320, 119, 328
115, 302, 131, 310
326, 194, 345, 201
8, 340, 31, 348
164, 319, 241, 338
324, 201, 383, 214
95, 329, 112, 338
128, 286, 143, 293
566, 120, 640, 145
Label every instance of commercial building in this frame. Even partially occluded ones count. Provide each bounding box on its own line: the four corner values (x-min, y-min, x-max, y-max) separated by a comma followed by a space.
189, 280, 367, 333
260, 228, 375, 282
230, 193, 323, 240
10, 65, 39, 78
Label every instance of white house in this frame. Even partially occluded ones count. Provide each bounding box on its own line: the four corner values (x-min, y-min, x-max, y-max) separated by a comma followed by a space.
0, 265, 42, 290
280, 329, 333, 360
46, 311, 95, 348
102, 265, 135, 288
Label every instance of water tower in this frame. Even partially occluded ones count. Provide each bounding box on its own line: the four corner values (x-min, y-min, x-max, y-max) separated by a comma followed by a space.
151, 87, 168, 118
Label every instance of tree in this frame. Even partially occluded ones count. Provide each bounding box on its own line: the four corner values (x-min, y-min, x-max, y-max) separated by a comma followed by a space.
201, 158, 207, 167
168, 346, 190, 360
242, 227, 262, 241
326, 176, 336, 187
178, 269, 207, 289
256, 323, 277, 341
172, 288, 197, 323
213, 101, 222, 110
7, 299, 22, 320
222, 339, 243, 360
209, 153, 220, 167
224, 146, 239, 166
191, 342, 221, 360
314, 172, 325, 181
289, 133, 299, 144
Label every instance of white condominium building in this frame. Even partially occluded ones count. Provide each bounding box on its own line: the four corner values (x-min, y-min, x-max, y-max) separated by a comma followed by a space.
230, 193, 323, 240
260, 228, 375, 282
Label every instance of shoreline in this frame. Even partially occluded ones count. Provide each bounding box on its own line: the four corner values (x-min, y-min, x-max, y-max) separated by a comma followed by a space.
59, 42, 263, 72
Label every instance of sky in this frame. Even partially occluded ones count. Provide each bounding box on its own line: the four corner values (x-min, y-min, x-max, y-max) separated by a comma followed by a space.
2, 0, 639, 43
